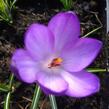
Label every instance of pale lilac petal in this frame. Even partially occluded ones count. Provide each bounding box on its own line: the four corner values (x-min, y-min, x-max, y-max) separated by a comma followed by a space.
25, 23, 54, 60
48, 11, 80, 52
39, 85, 65, 96
61, 38, 102, 72
36, 72, 68, 94
11, 49, 38, 83
61, 70, 100, 97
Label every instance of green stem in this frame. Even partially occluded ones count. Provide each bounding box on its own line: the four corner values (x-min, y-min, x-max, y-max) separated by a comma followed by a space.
87, 68, 106, 73
83, 26, 102, 37
30, 86, 41, 109
49, 95, 58, 109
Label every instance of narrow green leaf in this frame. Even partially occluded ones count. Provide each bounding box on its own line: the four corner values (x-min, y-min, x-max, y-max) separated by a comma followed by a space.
0, 84, 9, 92
9, 74, 14, 89
0, 0, 17, 23
3, 74, 14, 109
49, 95, 58, 109
60, 0, 73, 10
4, 92, 11, 109
83, 26, 102, 37
0, 0, 6, 11
10, 0, 17, 10
30, 86, 41, 109
87, 68, 106, 73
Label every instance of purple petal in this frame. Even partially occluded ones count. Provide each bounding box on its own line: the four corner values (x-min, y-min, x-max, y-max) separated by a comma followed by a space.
36, 72, 68, 94
11, 49, 38, 83
61, 70, 100, 97
61, 38, 102, 72
39, 85, 65, 96
48, 11, 80, 52
25, 23, 54, 60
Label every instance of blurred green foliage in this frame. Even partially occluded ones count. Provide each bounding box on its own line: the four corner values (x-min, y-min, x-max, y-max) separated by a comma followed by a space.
60, 0, 74, 10
0, 0, 17, 23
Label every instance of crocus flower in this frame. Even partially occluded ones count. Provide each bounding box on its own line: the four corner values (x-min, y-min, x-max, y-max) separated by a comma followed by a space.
11, 11, 102, 97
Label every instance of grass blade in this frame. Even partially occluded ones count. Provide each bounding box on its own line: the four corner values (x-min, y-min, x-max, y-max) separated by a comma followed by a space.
4, 92, 11, 109
30, 86, 41, 109
49, 95, 58, 109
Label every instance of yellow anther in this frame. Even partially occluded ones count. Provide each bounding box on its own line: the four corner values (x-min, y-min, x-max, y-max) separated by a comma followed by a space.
48, 58, 63, 68
53, 58, 63, 64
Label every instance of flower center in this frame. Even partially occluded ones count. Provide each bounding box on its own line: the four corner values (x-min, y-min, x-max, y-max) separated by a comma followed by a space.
48, 58, 63, 68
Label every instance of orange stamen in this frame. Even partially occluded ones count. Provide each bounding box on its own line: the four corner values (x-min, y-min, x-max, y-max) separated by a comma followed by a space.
48, 58, 63, 68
